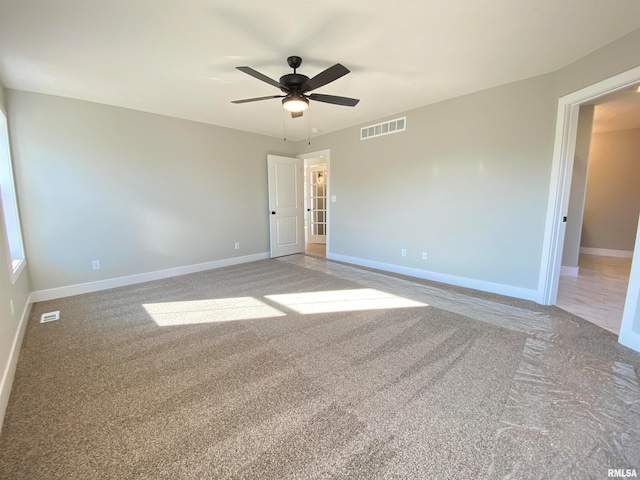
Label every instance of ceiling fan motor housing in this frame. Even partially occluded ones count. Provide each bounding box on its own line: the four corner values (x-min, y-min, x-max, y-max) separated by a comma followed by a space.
279, 73, 309, 94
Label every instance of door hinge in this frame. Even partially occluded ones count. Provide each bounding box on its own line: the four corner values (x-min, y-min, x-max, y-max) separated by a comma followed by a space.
563, 216, 568, 222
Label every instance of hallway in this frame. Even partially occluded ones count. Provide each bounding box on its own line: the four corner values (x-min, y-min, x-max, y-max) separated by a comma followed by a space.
557, 254, 631, 334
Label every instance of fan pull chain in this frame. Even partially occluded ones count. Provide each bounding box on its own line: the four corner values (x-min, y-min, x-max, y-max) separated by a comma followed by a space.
283, 118, 287, 142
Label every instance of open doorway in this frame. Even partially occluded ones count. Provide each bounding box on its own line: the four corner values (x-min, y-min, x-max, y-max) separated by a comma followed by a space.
556, 94, 640, 334
298, 149, 331, 259
540, 65, 640, 353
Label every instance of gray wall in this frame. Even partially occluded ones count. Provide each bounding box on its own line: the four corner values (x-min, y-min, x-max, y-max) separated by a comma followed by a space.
298, 74, 557, 290
296, 27, 640, 295
556, 28, 640, 98
7, 90, 295, 291
581, 129, 640, 251
3, 28, 640, 297
0, 82, 32, 431
562, 105, 594, 268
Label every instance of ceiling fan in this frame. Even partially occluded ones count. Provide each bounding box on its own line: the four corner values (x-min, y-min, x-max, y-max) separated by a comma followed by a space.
231, 56, 359, 118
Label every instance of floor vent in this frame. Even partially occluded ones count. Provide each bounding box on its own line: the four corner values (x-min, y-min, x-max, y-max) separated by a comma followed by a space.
41, 311, 60, 323
361, 117, 406, 140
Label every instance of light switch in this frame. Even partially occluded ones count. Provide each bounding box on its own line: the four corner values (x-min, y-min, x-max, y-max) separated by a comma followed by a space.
331, 195, 337, 202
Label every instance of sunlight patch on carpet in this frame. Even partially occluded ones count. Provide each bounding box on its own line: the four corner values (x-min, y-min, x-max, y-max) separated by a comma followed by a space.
143, 297, 286, 326
265, 288, 428, 314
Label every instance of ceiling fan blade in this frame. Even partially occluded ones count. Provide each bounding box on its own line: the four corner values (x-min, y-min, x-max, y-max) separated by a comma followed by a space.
309, 93, 360, 107
291, 111, 304, 118
300, 64, 350, 92
236, 66, 284, 90
231, 95, 284, 104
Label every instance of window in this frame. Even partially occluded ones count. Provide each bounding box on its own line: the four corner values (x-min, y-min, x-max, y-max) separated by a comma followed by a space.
0, 106, 26, 283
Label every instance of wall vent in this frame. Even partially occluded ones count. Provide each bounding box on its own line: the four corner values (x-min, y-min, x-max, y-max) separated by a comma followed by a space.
361, 117, 406, 140
40, 311, 60, 323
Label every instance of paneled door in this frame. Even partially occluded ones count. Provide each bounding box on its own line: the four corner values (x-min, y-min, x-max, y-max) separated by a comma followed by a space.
307, 165, 327, 244
267, 155, 304, 258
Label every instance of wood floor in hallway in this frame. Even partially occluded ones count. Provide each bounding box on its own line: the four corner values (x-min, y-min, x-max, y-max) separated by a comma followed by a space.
557, 254, 632, 335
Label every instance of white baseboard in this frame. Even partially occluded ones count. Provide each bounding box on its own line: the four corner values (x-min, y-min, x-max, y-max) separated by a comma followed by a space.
326, 253, 538, 302
31, 253, 270, 302
0, 294, 32, 434
579, 247, 633, 258
560, 265, 579, 277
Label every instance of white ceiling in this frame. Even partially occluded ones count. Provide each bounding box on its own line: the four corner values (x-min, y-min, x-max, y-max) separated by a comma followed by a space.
1, 0, 640, 141
592, 87, 640, 133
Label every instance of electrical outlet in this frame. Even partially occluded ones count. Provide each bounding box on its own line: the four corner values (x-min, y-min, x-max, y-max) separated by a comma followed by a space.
234, 242, 240, 250
401, 249, 407, 257
422, 252, 428, 260
92, 260, 101, 270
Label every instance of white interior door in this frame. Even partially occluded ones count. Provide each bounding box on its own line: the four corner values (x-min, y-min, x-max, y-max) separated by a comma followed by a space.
619, 214, 640, 353
267, 155, 304, 258
307, 164, 327, 245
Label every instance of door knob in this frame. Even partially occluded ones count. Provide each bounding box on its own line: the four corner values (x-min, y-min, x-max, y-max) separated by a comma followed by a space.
271, 211, 276, 215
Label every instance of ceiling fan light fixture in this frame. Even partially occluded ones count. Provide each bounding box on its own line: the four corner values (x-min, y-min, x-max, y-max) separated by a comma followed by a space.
282, 95, 309, 112
232, 57, 359, 113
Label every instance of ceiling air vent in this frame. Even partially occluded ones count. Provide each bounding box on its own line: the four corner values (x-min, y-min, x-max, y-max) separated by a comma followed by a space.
361, 117, 406, 140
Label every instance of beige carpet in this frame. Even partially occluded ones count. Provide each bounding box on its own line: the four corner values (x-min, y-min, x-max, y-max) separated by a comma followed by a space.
1, 256, 639, 479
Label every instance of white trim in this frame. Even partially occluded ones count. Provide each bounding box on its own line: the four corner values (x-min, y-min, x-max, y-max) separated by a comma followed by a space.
579, 247, 633, 258
0, 107, 27, 285
297, 149, 331, 257
538, 65, 640, 306
0, 294, 32, 434
31, 253, 269, 302
328, 253, 538, 302
560, 265, 579, 277
619, 215, 640, 352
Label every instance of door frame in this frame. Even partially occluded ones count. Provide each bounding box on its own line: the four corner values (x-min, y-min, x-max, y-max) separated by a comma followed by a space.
298, 149, 331, 255
538, 65, 640, 352
620, 215, 640, 352
538, 65, 640, 304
